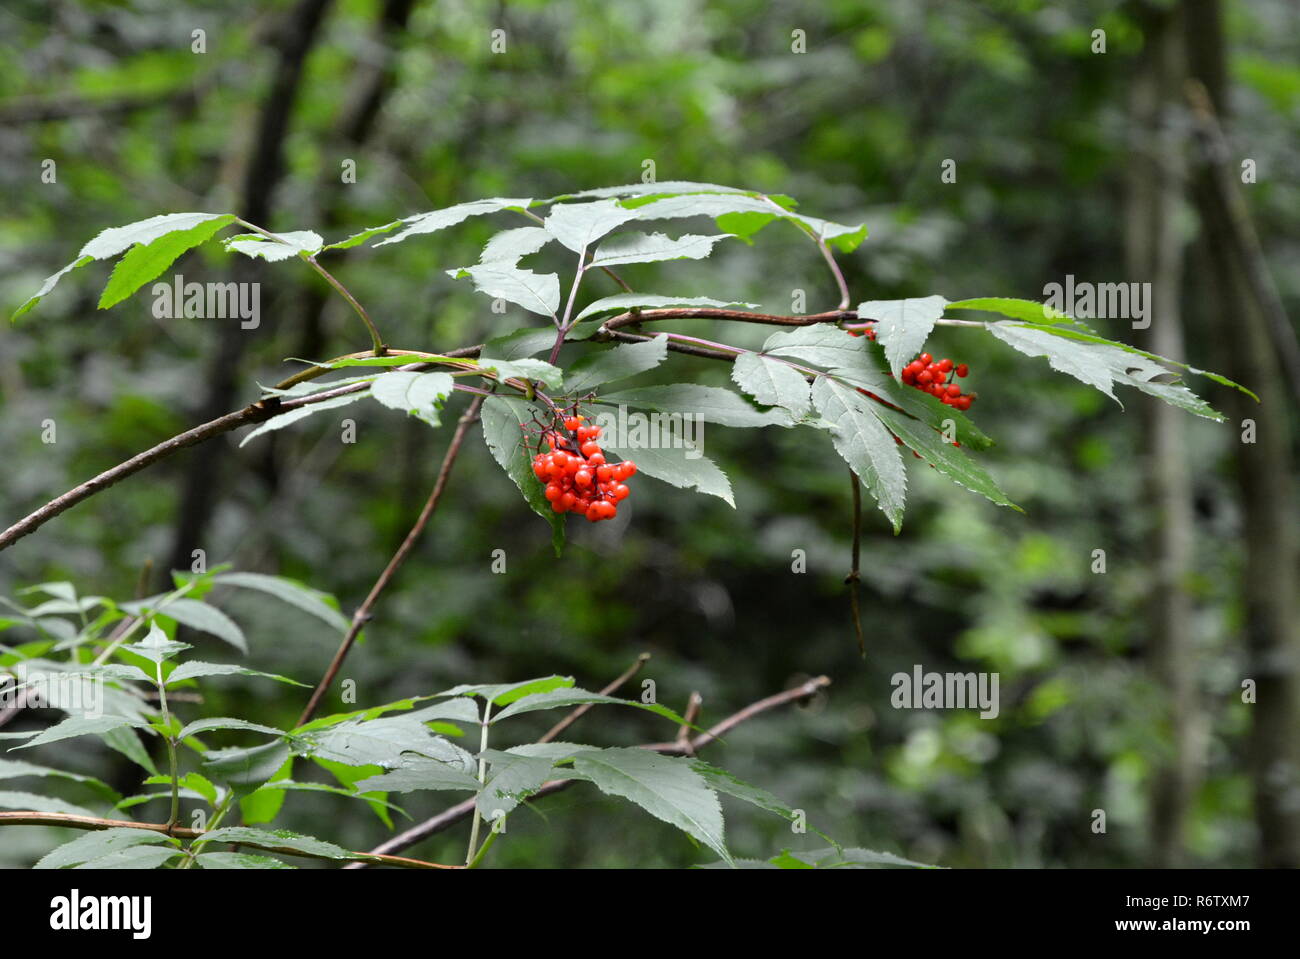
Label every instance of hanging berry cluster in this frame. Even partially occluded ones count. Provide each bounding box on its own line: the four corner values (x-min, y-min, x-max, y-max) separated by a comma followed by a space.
850, 325, 975, 411
530, 415, 637, 522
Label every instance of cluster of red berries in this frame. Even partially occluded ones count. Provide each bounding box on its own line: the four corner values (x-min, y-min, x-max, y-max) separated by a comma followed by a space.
530, 416, 636, 522
849, 326, 975, 411
900, 353, 974, 411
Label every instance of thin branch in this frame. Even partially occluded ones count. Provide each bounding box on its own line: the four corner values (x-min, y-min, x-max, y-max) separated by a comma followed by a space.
0, 812, 457, 869
345, 674, 831, 867
295, 393, 486, 726
601, 307, 853, 333
816, 237, 852, 311
845, 467, 865, 657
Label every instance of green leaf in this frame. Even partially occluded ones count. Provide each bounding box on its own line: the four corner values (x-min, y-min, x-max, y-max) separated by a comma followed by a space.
101, 725, 157, 775
811, 377, 907, 531
731, 352, 812, 420
36, 828, 176, 869
858, 296, 949, 375
546, 181, 752, 202
987, 322, 1225, 418
631, 193, 868, 251
10, 715, 145, 751
596, 384, 791, 428
322, 221, 402, 251
568, 748, 730, 864
480, 327, 557, 360
475, 745, 577, 818
354, 758, 483, 794
601, 433, 735, 506
761, 324, 865, 370
177, 717, 285, 740
576, 293, 760, 322
223, 230, 323, 262
368, 371, 454, 426
197, 852, 295, 869
478, 226, 554, 265
491, 688, 696, 727
1000, 322, 1257, 401
0, 759, 116, 797
195, 826, 351, 860
446, 263, 560, 318
477, 357, 564, 390
204, 741, 291, 790
434, 675, 575, 705
543, 199, 640, 252
480, 396, 565, 552
0, 790, 102, 817
164, 661, 306, 687
154, 598, 246, 653
238, 392, 367, 447
587, 232, 733, 268
119, 621, 189, 663
75, 846, 184, 869
212, 572, 349, 634
691, 759, 837, 845
373, 197, 532, 248
868, 402, 1019, 510
14, 212, 235, 320
297, 717, 477, 771
945, 296, 1079, 327
99, 214, 236, 309
563, 334, 669, 395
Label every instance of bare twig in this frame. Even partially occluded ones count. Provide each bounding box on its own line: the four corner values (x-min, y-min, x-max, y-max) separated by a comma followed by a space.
295, 394, 487, 727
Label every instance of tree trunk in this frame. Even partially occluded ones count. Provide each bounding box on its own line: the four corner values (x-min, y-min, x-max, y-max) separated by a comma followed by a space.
1125, 1, 1199, 868
1184, 0, 1300, 868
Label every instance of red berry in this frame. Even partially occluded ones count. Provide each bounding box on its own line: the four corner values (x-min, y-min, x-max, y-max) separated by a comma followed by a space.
574, 469, 592, 487
946, 383, 961, 397
581, 441, 600, 457
612, 483, 630, 501
919, 353, 932, 365
938, 358, 953, 373
955, 363, 969, 378
917, 370, 933, 385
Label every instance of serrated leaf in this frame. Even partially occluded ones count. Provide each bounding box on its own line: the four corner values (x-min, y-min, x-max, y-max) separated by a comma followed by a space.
632, 193, 867, 251
76, 846, 184, 870
15, 212, 235, 320
433, 675, 575, 706
322, 221, 402, 251
196, 826, 351, 860
478, 226, 553, 265
545, 181, 752, 202
858, 297, 948, 375
119, 621, 189, 663
197, 852, 295, 869
101, 725, 157, 775
368, 371, 454, 426
691, 759, 836, 844
596, 384, 790, 428
543, 199, 640, 253
945, 296, 1079, 327
480, 396, 565, 551
730, 352, 812, 420
587, 232, 733, 268
353, 758, 483, 794
568, 748, 730, 864
563, 334, 669, 395
0, 790, 102, 817
480, 327, 557, 360
164, 661, 306, 687
154, 597, 246, 653
99, 214, 236, 308
36, 828, 176, 869
178, 717, 285, 740
373, 197, 532, 248
761, 324, 865, 370
490, 688, 695, 727
478, 357, 564, 389
0, 759, 115, 797
212, 572, 349, 634
203, 741, 291, 789
297, 717, 476, 771
238, 392, 367, 448
601, 432, 735, 507
143, 771, 219, 806
868, 402, 1019, 510
811, 377, 906, 531
447, 263, 560, 318
475, 745, 578, 818
224, 230, 323, 262
10, 715, 145, 751
575, 293, 761, 322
